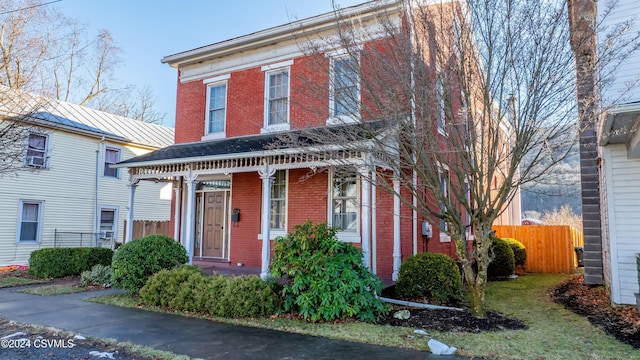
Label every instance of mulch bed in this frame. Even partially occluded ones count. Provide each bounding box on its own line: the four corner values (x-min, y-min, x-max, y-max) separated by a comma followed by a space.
378, 306, 528, 332
550, 275, 640, 348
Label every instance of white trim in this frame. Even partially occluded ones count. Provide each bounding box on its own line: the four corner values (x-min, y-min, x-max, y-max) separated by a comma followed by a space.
24, 132, 50, 169
603, 146, 621, 304
261, 59, 294, 71
203, 74, 230, 84
204, 81, 228, 138
98, 205, 119, 243
104, 145, 123, 179
327, 168, 361, 243
263, 66, 291, 130
327, 54, 361, 124
16, 200, 44, 243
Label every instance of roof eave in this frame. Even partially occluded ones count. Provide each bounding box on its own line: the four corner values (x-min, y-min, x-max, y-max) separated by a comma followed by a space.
161, 0, 401, 68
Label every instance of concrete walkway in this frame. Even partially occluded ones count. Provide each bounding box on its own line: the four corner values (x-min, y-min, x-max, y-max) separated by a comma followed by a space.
0, 286, 468, 359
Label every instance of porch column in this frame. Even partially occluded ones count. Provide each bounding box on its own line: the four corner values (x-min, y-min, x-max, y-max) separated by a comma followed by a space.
125, 178, 139, 243
259, 165, 276, 280
183, 172, 198, 265
392, 176, 402, 281
173, 178, 182, 242
360, 169, 371, 269
371, 171, 377, 274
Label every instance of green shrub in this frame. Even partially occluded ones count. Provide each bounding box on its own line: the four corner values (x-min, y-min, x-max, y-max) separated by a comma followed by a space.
80, 264, 112, 287
501, 237, 526, 268
394, 252, 462, 305
270, 221, 388, 323
488, 238, 515, 278
111, 234, 188, 293
140, 266, 282, 318
29, 247, 113, 278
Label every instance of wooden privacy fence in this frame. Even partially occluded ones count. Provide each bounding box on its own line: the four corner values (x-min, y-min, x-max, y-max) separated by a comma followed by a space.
123, 220, 172, 243
493, 225, 584, 274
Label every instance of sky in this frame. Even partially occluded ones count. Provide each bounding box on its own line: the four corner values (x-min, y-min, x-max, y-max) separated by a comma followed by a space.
55, 0, 363, 127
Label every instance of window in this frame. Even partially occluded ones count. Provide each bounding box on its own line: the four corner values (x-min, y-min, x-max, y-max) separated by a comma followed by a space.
207, 83, 227, 134
104, 148, 120, 178
18, 200, 43, 242
331, 56, 359, 120
437, 78, 446, 134
99, 208, 117, 240
25, 133, 48, 168
270, 170, 287, 231
439, 172, 450, 242
266, 69, 289, 126
331, 170, 359, 233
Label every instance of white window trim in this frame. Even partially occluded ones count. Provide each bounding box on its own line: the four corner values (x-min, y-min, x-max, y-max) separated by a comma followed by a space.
103, 146, 122, 179
327, 168, 361, 243
439, 170, 451, 243
17, 200, 44, 243
98, 205, 119, 242
270, 169, 288, 237
437, 77, 447, 136
327, 54, 361, 125
202, 80, 228, 140
262, 64, 291, 133
24, 132, 50, 169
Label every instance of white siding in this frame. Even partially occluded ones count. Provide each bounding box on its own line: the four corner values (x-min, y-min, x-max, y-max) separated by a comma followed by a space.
603, 144, 640, 305
0, 127, 170, 266
598, 0, 640, 104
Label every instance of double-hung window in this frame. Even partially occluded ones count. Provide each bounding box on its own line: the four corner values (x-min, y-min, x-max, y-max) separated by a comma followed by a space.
265, 69, 289, 127
207, 83, 227, 135
104, 147, 120, 178
270, 170, 287, 232
18, 200, 43, 243
436, 78, 447, 135
331, 169, 359, 238
330, 56, 359, 122
99, 207, 117, 241
25, 133, 48, 168
439, 171, 450, 242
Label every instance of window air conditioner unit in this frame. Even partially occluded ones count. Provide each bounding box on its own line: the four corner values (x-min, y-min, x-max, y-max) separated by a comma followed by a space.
100, 231, 114, 240
28, 156, 45, 167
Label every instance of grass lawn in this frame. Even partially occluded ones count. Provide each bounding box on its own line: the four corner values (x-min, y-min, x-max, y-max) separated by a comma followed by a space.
0, 277, 47, 288
89, 274, 639, 359
17, 284, 89, 296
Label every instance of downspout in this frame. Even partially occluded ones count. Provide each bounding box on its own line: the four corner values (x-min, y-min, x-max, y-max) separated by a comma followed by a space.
93, 136, 105, 247
372, 171, 377, 274
404, 0, 419, 255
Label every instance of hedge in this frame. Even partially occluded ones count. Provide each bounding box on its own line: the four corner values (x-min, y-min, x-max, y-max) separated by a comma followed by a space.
28, 247, 113, 278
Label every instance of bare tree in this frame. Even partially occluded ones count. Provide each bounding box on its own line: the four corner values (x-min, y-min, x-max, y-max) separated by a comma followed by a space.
102, 86, 167, 124
0, 0, 164, 122
282, 0, 637, 318
0, 86, 51, 177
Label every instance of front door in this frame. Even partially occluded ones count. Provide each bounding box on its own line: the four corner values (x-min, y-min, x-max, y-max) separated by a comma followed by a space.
202, 191, 226, 258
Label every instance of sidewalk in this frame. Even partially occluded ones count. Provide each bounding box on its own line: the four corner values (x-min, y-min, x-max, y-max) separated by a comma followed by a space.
0, 286, 467, 359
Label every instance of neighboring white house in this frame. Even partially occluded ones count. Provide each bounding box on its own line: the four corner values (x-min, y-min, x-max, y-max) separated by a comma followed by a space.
597, 0, 640, 305
0, 93, 174, 266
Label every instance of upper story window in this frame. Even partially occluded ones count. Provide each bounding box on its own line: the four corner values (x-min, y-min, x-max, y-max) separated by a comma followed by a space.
265, 69, 289, 127
330, 169, 359, 240
437, 78, 447, 135
104, 147, 121, 178
18, 200, 43, 243
270, 170, 287, 231
25, 133, 48, 168
329, 56, 360, 123
207, 83, 227, 134
203, 74, 230, 139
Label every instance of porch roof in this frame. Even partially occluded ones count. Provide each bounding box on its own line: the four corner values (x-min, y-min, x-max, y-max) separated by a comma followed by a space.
115, 120, 390, 169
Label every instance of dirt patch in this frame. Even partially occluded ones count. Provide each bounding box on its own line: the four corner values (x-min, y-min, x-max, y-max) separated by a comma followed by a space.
550, 275, 640, 348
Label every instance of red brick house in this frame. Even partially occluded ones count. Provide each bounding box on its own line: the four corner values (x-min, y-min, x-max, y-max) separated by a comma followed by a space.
115, 0, 519, 281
